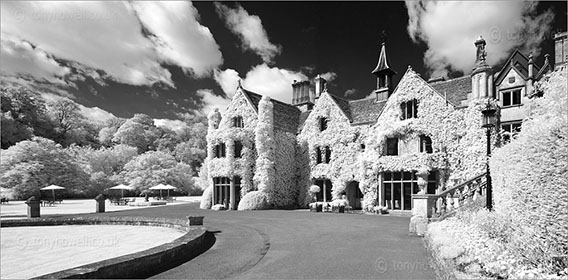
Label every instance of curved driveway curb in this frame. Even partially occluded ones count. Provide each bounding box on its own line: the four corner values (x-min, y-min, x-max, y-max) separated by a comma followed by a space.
76, 203, 435, 279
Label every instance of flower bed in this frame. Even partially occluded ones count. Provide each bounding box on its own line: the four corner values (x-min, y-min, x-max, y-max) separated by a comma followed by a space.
426, 208, 568, 279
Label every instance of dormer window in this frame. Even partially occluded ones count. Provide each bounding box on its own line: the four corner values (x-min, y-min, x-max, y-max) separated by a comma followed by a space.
502, 89, 521, 107
386, 138, 398, 156
319, 117, 328, 131
419, 135, 433, 154
400, 99, 418, 120
232, 116, 244, 128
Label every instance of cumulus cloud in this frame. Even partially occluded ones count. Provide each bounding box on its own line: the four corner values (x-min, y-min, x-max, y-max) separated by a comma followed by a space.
0, 34, 70, 84
214, 64, 308, 104
319, 72, 338, 83
213, 68, 241, 97
79, 106, 116, 123
154, 118, 189, 132
132, 1, 223, 78
405, 1, 554, 78
197, 89, 231, 115
215, 2, 281, 63
344, 88, 357, 97
0, 1, 223, 86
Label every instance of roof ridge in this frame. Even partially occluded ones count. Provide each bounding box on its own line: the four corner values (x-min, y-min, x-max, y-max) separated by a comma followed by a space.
243, 88, 300, 112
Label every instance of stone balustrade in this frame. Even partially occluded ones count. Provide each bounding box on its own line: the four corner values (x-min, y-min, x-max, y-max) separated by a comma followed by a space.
409, 173, 487, 235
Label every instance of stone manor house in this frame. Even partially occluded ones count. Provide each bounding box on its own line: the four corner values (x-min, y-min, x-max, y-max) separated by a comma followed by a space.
202, 32, 568, 212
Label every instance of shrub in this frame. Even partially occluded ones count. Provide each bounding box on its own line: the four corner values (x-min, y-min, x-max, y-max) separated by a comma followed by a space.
199, 186, 212, 209
237, 191, 268, 210
490, 70, 568, 272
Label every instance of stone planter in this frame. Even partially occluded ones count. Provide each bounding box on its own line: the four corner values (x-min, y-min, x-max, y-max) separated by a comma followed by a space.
338, 205, 345, 213
316, 204, 323, 212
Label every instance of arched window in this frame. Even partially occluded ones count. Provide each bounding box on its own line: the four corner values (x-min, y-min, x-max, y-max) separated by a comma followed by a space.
419, 135, 433, 153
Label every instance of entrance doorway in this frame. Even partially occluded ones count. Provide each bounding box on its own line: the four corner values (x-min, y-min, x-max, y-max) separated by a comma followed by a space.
345, 181, 363, 210
213, 177, 230, 208
314, 179, 332, 202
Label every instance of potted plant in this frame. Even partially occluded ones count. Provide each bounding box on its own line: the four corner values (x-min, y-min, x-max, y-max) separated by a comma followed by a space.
309, 185, 322, 212
373, 205, 389, 215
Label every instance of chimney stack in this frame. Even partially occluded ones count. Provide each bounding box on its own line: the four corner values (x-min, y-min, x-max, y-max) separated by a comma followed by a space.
554, 31, 568, 70
314, 74, 327, 99
291, 80, 313, 111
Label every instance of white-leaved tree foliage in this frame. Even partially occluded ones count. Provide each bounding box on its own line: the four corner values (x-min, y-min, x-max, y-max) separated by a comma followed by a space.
0, 137, 90, 199
490, 69, 568, 270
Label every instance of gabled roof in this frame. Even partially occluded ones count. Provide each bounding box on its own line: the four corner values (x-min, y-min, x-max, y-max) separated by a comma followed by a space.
494, 49, 540, 85
329, 94, 352, 121
348, 98, 387, 125
241, 88, 301, 134
429, 76, 472, 107
371, 43, 397, 75
297, 110, 311, 134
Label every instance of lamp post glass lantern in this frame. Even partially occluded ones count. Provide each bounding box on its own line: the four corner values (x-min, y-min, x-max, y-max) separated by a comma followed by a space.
481, 101, 497, 210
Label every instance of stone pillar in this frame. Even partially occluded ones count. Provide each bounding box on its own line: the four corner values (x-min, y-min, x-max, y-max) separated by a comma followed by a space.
230, 178, 236, 210
409, 194, 435, 236
95, 194, 106, 213
25, 196, 40, 218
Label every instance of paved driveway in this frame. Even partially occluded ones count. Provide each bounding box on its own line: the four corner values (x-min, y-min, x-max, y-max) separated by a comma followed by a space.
84, 203, 436, 279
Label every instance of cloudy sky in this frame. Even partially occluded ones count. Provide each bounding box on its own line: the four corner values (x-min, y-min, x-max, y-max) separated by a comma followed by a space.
1, 1, 566, 124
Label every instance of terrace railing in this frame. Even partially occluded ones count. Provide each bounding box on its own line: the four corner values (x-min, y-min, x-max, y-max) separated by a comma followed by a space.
409, 173, 487, 235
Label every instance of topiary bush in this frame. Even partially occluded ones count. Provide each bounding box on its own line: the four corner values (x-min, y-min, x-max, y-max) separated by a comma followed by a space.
237, 191, 268, 210
199, 186, 212, 209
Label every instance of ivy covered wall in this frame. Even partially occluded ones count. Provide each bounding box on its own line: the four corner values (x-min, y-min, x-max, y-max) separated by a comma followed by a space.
201, 89, 258, 209
296, 92, 369, 207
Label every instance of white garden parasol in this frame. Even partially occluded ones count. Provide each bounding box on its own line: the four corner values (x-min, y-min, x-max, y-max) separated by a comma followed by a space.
40, 185, 65, 201
109, 184, 134, 198
149, 184, 177, 198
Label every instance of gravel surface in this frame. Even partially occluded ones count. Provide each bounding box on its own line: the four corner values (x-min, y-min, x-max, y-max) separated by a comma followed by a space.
1, 225, 184, 279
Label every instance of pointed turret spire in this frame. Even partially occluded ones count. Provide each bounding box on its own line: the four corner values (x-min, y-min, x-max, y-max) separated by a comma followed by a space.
371, 33, 397, 101
371, 40, 396, 75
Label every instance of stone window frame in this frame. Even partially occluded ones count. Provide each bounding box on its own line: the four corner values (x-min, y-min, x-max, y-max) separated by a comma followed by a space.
214, 143, 226, 158
234, 141, 243, 158
419, 135, 433, 154
319, 117, 328, 131
232, 116, 244, 128
213, 177, 230, 207
400, 99, 418, 120
501, 121, 522, 144
501, 88, 522, 107
385, 137, 399, 156
315, 146, 331, 164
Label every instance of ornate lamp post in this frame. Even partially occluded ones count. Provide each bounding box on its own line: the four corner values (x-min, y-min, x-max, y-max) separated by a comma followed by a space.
481, 101, 497, 210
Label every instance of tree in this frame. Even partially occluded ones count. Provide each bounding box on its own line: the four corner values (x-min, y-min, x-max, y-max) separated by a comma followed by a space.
121, 151, 196, 194
0, 137, 90, 199
98, 117, 126, 147
0, 87, 56, 147
47, 97, 84, 144
113, 114, 160, 153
